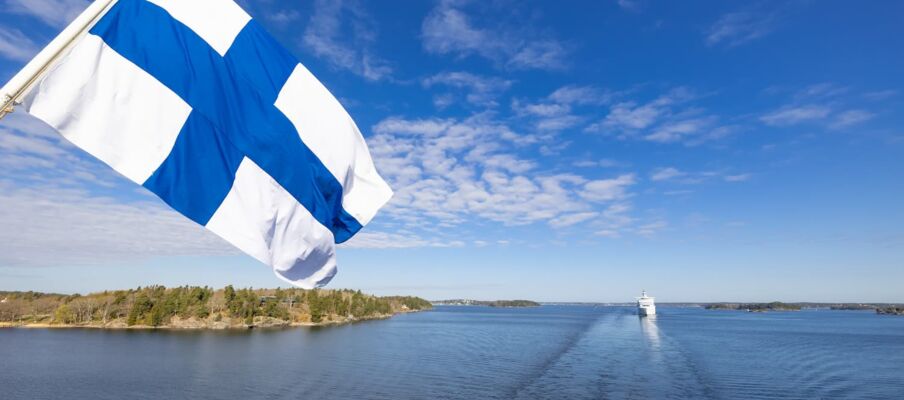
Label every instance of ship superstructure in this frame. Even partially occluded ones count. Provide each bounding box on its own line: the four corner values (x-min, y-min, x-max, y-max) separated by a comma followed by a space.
637, 290, 656, 316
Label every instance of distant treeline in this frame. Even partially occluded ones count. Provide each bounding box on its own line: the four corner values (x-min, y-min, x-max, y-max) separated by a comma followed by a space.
877, 306, 903, 316
703, 302, 904, 314
433, 299, 540, 307
705, 302, 802, 312
483, 300, 540, 307
0, 286, 432, 328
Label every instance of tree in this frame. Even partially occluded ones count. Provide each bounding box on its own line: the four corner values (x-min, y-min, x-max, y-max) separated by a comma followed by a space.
0, 299, 26, 322
127, 293, 152, 326
224, 285, 237, 314
147, 304, 165, 327
54, 304, 75, 324
308, 290, 324, 322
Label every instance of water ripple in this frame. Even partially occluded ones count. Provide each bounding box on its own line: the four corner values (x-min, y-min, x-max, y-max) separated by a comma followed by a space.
1, 307, 903, 399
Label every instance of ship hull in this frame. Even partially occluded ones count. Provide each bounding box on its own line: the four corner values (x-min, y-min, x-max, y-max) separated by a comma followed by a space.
638, 306, 656, 316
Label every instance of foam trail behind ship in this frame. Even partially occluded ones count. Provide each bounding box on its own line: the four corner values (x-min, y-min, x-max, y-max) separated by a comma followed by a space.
514, 307, 712, 400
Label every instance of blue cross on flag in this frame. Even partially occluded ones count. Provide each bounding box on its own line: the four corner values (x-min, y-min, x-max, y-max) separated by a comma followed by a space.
10, 0, 393, 288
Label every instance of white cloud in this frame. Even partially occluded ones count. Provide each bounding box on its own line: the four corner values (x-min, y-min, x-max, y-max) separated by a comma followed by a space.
600, 101, 663, 130
0, 114, 124, 188
644, 117, 718, 143
862, 90, 897, 101
303, 0, 391, 80
762, 84, 883, 129
369, 115, 642, 241
6, 0, 88, 27
595, 87, 694, 131
573, 159, 620, 168
549, 85, 615, 105
724, 174, 752, 182
587, 87, 730, 145
0, 182, 235, 267
830, 109, 875, 129
634, 220, 668, 237
592, 202, 638, 238
340, 231, 463, 249
617, 0, 642, 12
267, 9, 301, 25
579, 174, 635, 202
510, 85, 619, 134
536, 115, 583, 132
706, 10, 778, 47
373, 117, 453, 136
650, 167, 685, 182
422, 71, 512, 106
431, 93, 456, 109
0, 27, 39, 62
0, 129, 67, 158
421, 2, 484, 54
512, 101, 583, 133
760, 105, 831, 126
513, 101, 571, 118
650, 166, 750, 185
794, 83, 849, 100
421, 0, 567, 70
549, 212, 599, 228
595, 229, 620, 238
507, 40, 568, 70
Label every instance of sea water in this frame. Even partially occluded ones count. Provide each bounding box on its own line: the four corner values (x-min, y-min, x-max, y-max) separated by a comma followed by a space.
1, 306, 902, 399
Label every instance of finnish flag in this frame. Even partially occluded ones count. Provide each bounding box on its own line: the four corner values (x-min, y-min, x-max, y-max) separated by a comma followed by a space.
5, 0, 393, 288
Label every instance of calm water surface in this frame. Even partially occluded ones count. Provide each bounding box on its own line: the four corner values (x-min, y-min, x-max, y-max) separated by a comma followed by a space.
1, 306, 902, 399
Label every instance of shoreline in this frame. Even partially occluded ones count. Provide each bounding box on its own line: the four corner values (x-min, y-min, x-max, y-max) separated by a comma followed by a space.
0, 309, 424, 330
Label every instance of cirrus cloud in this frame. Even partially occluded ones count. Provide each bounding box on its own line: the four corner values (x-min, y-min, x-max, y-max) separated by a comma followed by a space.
421, 0, 568, 70
365, 114, 657, 244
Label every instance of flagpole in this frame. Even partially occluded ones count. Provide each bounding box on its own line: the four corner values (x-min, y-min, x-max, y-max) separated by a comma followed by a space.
0, 0, 118, 120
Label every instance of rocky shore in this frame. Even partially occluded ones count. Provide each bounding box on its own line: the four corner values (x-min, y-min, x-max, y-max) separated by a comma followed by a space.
0, 310, 420, 330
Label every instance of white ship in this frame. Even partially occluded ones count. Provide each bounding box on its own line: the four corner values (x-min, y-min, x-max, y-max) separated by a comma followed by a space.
637, 290, 656, 316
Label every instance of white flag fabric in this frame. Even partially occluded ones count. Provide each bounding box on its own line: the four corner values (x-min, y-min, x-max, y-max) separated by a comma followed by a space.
16, 0, 392, 288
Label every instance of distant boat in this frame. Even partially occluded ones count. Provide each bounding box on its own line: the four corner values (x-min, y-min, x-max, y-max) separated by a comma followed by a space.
637, 290, 656, 316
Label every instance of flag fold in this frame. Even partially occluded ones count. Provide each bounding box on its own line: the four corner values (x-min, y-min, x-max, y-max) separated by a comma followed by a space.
18, 0, 392, 288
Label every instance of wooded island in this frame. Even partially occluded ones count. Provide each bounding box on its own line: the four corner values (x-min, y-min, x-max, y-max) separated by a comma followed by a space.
0, 286, 432, 329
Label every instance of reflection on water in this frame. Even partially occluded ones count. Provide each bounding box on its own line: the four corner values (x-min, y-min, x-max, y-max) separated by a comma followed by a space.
639, 314, 661, 350
1, 306, 903, 399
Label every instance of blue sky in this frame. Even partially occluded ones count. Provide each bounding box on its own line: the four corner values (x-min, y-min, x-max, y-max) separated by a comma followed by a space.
0, 0, 902, 302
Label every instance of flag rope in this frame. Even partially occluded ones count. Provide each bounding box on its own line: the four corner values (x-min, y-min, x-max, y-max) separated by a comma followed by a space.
0, 0, 118, 120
